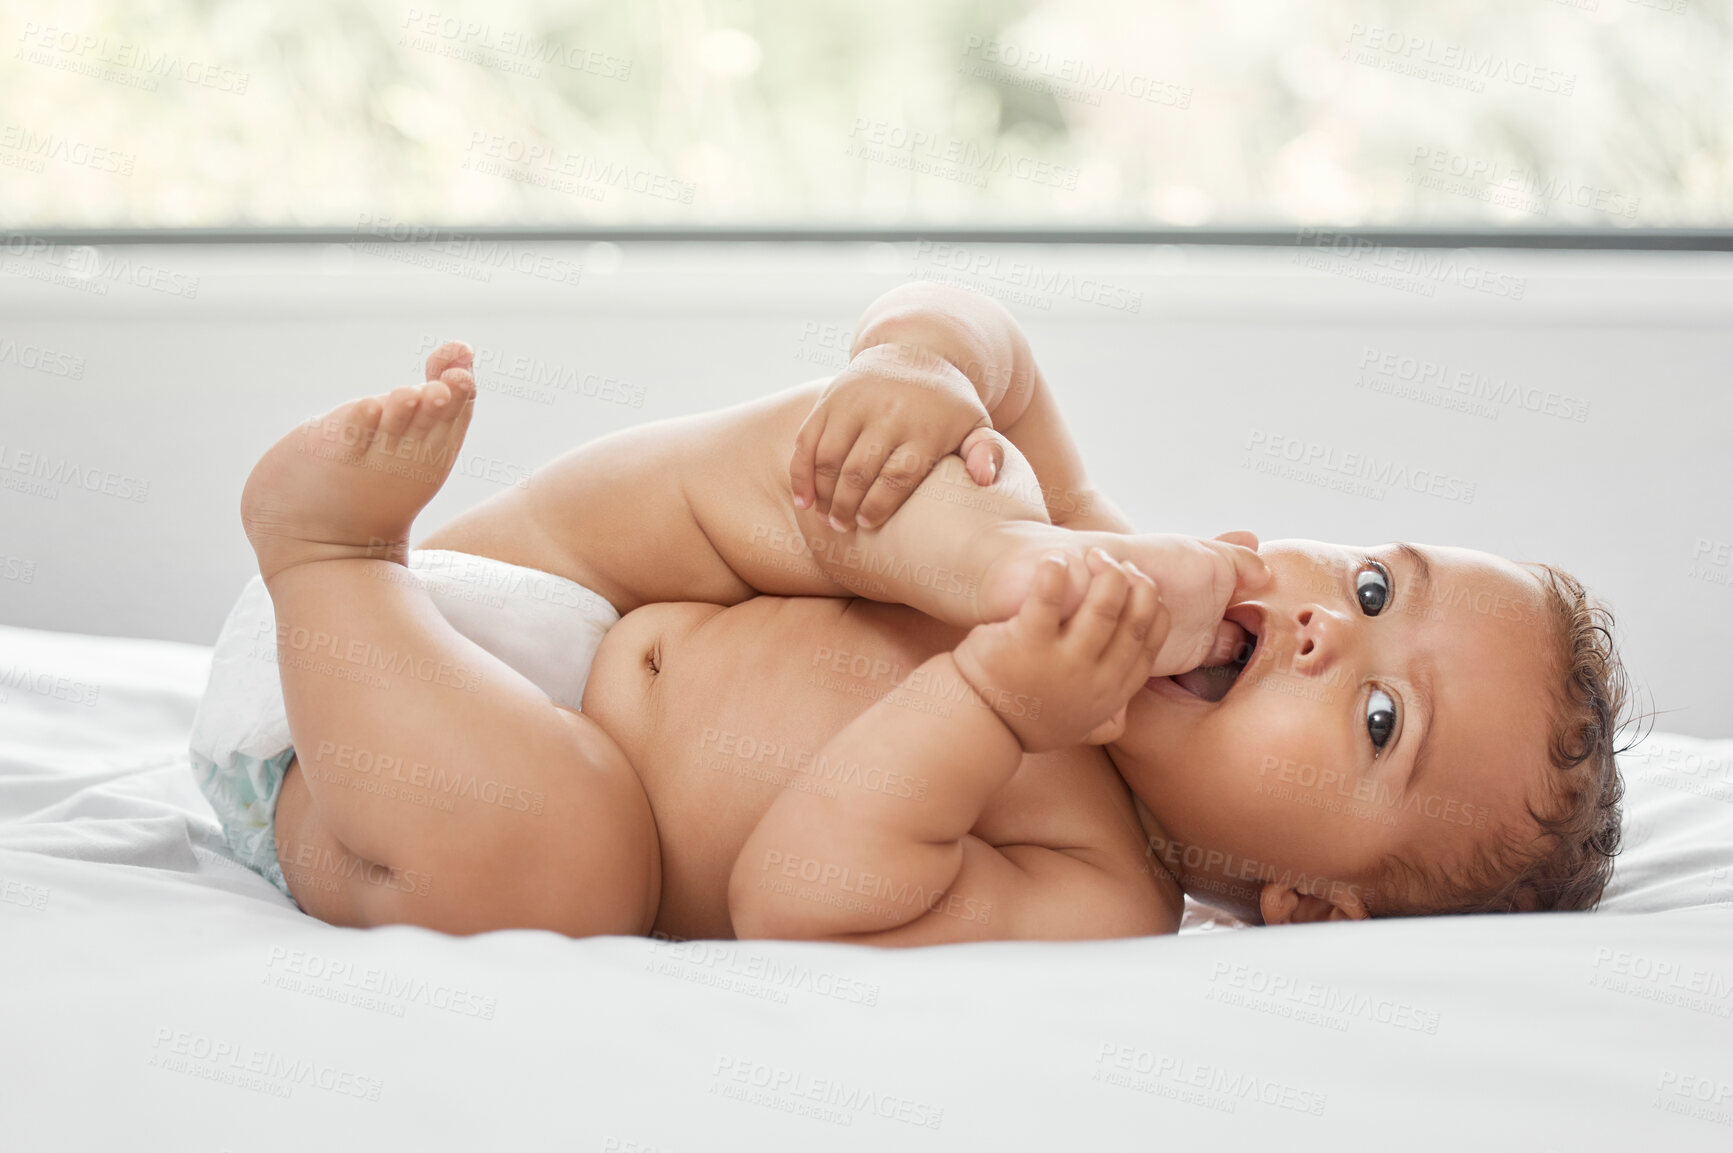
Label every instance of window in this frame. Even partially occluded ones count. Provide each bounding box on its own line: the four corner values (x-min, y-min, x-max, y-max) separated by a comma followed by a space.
3, 0, 1727, 230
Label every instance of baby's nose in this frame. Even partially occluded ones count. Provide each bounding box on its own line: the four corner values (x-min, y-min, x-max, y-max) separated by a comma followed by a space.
1284, 604, 1340, 673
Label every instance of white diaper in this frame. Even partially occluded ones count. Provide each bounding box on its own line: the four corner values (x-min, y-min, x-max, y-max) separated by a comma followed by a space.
187, 550, 621, 897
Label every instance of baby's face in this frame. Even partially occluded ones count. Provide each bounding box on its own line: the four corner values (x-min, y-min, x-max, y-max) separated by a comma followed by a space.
1109, 539, 1556, 922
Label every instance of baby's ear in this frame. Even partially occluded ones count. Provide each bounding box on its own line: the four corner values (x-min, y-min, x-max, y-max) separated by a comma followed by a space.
1258, 881, 1369, 925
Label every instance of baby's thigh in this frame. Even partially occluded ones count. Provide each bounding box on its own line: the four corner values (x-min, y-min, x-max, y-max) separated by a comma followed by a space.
274, 759, 393, 927
419, 382, 827, 612
275, 725, 662, 937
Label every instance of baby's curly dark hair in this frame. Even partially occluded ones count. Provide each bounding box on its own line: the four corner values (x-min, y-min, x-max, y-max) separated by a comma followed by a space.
1374, 563, 1640, 916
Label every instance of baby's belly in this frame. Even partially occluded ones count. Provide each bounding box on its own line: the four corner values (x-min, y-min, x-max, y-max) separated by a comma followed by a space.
582, 596, 963, 940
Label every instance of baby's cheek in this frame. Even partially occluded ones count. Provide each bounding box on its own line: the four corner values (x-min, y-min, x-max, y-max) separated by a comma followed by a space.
1228, 699, 1341, 797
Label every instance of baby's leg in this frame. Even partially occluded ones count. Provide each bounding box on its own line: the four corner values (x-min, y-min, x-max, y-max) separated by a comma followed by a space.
418, 343, 824, 613
417, 343, 1222, 633
776, 436, 1178, 625
415, 346, 1074, 625
244, 369, 658, 936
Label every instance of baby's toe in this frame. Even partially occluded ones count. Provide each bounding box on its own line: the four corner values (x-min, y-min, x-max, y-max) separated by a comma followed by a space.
408, 378, 455, 436
378, 386, 422, 442
300, 396, 383, 462
438, 371, 475, 426
425, 340, 474, 382
336, 396, 384, 442
443, 369, 477, 442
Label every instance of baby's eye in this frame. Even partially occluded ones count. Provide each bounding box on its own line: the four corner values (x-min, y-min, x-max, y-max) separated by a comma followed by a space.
1356, 562, 1391, 616
1367, 687, 1397, 754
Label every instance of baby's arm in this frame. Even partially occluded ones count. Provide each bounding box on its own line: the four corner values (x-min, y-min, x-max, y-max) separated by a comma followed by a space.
415, 335, 1048, 622
794, 282, 1135, 534
423, 282, 1104, 619
728, 551, 1171, 944
424, 295, 1262, 661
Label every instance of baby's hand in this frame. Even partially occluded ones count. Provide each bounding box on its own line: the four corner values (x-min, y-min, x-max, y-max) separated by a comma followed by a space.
791, 342, 1001, 531
952, 549, 1166, 753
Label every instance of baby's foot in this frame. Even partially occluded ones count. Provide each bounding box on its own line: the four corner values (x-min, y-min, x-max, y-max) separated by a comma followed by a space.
975, 526, 1263, 677
974, 527, 1243, 625
973, 523, 1094, 623
241, 361, 475, 584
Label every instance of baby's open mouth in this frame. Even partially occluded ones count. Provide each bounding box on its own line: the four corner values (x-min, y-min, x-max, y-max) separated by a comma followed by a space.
1167, 618, 1257, 703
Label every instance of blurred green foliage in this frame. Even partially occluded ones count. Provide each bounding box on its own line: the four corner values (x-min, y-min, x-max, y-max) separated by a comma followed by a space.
2, 0, 1727, 227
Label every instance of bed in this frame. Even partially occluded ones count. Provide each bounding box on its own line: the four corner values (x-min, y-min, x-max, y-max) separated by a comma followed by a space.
3, 620, 1730, 1150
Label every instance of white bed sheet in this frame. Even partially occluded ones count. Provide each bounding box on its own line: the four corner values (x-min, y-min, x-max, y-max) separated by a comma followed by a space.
3, 623, 1731, 1150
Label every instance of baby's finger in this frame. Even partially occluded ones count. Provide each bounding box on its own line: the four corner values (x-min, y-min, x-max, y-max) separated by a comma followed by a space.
1067, 550, 1130, 656
1120, 563, 1170, 660
810, 416, 863, 520
1018, 551, 1070, 636
1144, 589, 1172, 665
789, 410, 828, 511
855, 442, 928, 530
829, 435, 895, 531
1102, 564, 1160, 676
958, 425, 1003, 488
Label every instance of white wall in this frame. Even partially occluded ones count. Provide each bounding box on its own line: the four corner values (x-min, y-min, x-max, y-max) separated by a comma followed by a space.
1, 240, 1728, 735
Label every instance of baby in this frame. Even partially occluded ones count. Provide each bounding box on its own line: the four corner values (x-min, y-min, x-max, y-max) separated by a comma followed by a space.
192, 283, 1628, 942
